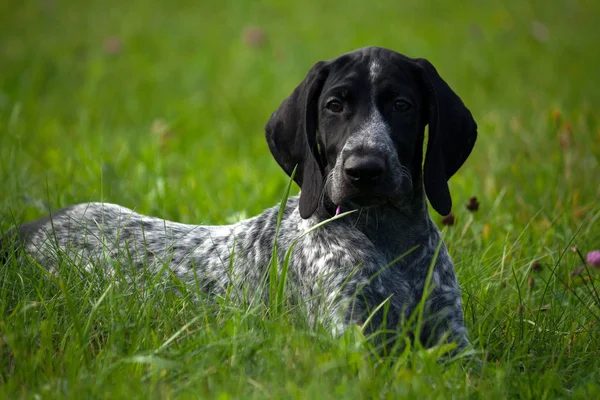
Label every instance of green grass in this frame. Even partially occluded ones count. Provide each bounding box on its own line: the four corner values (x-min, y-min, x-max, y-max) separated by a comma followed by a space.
2, 0, 600, 398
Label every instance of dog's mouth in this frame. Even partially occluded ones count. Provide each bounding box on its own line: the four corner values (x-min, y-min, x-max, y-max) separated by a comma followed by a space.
327, 165, 413, 215
335, 194, 390, 212
331, 182, 413, 215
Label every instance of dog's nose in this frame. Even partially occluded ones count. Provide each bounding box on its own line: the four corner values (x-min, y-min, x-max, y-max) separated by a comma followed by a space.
344, 155, 385, 184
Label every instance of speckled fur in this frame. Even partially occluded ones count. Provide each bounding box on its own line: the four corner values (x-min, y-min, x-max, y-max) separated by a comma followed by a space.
11, 47, 477, 350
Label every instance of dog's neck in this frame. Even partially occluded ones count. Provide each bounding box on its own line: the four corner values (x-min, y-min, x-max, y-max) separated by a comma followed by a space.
313, 185, 435, 260
354, 202, 432, 257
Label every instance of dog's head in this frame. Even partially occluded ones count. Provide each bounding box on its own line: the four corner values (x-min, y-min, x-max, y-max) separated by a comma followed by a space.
265, 47, 477, 219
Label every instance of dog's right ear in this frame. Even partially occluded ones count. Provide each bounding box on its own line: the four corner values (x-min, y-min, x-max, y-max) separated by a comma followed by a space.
265, 61, 330, 219
412, 58, 478, 217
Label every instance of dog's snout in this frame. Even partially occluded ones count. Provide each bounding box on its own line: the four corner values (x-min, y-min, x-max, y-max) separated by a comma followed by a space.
344, 155, 386, 184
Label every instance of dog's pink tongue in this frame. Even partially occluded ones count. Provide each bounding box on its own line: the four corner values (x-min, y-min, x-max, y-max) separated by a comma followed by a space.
335, 205, 341, 216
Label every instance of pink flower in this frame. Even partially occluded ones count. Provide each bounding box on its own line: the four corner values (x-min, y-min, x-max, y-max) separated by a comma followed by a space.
335, 205, 341, 216
587, 250, 600, 267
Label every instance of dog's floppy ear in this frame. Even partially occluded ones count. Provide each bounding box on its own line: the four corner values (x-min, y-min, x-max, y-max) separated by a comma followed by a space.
265, 61, 330, 219
414, 58, 477, 216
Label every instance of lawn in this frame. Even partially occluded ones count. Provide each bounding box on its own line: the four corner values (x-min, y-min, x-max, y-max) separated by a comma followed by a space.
1, 0, 600, 398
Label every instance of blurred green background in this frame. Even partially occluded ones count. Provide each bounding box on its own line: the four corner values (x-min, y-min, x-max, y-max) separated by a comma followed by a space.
1, 0, 598, 228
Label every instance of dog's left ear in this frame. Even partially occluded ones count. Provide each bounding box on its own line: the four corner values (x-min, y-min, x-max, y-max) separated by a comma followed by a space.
265, 61, 330, 219
414, 58, 478, 216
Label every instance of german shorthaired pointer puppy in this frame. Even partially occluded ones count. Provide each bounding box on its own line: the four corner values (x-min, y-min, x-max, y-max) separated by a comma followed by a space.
9, 47, 477, 349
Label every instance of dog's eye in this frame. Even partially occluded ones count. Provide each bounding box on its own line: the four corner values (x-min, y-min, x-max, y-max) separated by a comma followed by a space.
326, 99, 343, 113
393, 99, 412, 112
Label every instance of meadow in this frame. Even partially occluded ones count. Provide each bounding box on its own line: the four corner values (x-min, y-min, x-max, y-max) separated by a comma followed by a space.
1, 0, 600, 398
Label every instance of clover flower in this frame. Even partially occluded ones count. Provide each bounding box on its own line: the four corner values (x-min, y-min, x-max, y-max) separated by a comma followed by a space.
586, 250, 600, 267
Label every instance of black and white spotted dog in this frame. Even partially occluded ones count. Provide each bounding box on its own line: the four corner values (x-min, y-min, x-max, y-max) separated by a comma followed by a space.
10, 47, 477, 349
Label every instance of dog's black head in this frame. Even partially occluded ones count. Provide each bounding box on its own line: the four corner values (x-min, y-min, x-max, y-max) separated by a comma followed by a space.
265, 47, 477, 219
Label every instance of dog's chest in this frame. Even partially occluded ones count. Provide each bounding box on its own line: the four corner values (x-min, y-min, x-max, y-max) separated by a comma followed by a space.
291, 222, 424, 306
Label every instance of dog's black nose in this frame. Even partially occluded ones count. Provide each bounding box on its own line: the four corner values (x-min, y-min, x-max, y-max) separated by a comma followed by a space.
344, 155, 385, 184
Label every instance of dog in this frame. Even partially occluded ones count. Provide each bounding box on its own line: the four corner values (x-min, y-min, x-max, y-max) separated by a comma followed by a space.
8, 47, 477, 349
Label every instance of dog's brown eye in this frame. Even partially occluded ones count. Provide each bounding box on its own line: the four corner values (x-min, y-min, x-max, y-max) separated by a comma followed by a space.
326, 99, 343, 113
393, 99, 412, 112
